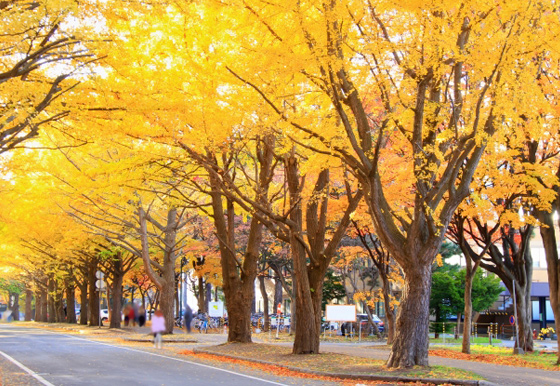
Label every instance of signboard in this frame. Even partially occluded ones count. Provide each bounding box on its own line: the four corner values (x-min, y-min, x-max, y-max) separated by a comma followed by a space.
325, 305, 356, 322
95, 279, 106, 290
509, 315, 515, 325
277, 303, 282, 314
208, 301, 224, 317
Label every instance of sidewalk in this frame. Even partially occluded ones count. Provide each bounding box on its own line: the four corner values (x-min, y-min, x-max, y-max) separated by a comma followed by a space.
185, 332, 559, 386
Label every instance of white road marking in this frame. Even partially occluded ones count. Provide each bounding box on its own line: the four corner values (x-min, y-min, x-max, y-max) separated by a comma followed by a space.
3, 326, 288, 386
0, 350, 56, 386
64, 335, 289, 386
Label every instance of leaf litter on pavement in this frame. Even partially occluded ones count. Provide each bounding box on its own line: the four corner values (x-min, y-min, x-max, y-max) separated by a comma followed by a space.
179, 343, 483, 383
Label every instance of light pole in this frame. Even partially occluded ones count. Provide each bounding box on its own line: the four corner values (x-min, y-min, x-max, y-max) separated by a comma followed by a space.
180, 257, 187, 318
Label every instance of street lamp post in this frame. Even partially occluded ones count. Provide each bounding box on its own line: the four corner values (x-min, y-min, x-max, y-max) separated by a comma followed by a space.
179, 257, 187, 319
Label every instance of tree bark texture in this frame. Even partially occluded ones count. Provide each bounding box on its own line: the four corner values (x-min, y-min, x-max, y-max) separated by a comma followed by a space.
258, 275, 270, 331
536, 206, 560, 364
110, 274, 123, 328
138, 207, 181, 333
386, 264, 432, 367
87, 259, 100, 327
381, 275, 396, 345
79, 280, 88, 325
25, 289, 33, 321
65, 284, 77, 324
47, 276, 56, 323
462, 261, 476, 354
9, 292, 20, 321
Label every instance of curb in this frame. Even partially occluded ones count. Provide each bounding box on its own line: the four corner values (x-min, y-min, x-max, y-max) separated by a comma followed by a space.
124, 338, 198, 343
193, 348, 495, 385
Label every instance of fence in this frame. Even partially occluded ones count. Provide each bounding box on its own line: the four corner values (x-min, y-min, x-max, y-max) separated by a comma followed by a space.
429, 321, 502, 345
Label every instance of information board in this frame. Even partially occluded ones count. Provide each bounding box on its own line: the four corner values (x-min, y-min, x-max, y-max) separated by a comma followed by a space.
325, 305, 356, 322
208, 301, 224, 317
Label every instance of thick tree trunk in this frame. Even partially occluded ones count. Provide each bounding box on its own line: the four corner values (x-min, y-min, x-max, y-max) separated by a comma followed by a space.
9, 292, 20, 321
197, 277, 206, 313
514, 283, 534, 352
110, 275, 123, 328
55, 285, 65, 323
79, 281, 88, 325
273, 277, 282, 315
66, 285, 77, 324
36, 285, 48, 323
258, 275, 270, 331
226, 286, 254, 342
291, 234, 319, 354
462, 260, 477, 354
34, 290, 42, 322
387, 264, 432, 368
25, 289, 33, 321
88, 260, 100, 327
462, 276, 474, 353
47, 277, 56, 323
380, 275, 395, 345
536, 207, 560, 364
160, 256, 177, 334
205, 282, 212, 311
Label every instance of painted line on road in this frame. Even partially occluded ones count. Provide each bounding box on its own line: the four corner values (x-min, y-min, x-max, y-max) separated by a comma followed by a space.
40, 331, 288, 386
0, 350, 55, 386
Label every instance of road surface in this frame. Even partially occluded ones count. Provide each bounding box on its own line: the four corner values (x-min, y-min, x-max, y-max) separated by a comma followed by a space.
0, 324, 332, 386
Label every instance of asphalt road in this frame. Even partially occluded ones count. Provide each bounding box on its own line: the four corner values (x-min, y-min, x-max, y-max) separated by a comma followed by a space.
0, 325, 329, 386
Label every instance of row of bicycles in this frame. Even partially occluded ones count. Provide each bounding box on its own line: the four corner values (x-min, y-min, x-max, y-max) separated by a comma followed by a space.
174, 313, 227, 333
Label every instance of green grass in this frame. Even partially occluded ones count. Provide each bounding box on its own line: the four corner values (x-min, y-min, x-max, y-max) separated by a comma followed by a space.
429, 337, 502, 344
434, 344, 559, 369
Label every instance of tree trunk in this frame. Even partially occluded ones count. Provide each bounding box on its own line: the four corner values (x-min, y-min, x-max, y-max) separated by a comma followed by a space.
34, 290, 43, 322
387, 264, 432, 368
380, 274, 395, 345
47, 277, 56, 323
514, 282, 534, 352
258, 275, 270, 331
110, 274, 123, 328
291, 232, 319, 353
79, 281, 88, 325
160, 255, 177, 334
55, 285, 65, 323
9, 292, 20, 321
196, 277, 207, 313
536, 206, 560, 364
25, 289, 33, 321
462, 258, 478, 354
36, 285, 48, 323
66, 284, 77, 324
273, 277, 282, 315
88, 260, 100, 327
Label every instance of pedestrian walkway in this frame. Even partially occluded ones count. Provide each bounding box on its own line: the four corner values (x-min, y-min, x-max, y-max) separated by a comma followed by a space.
315, 343, 559, 386
185, 332, 559, 386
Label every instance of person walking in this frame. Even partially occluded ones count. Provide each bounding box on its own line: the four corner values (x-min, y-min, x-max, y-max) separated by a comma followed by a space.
138, 306, 146, 327
151, 309, 166, 349
183, 304, 193, 333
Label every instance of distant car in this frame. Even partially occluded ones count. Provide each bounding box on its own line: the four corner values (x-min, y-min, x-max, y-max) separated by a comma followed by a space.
74, 309, 108, 320
356, 313, 384, 332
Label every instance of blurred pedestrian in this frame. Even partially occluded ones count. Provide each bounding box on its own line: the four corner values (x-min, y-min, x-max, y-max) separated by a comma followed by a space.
128, 304, 136, 327
133, 302, 140, 326
184, 304, 193, 333
151, 309, 166, 349
138, 306, 146, 327
123, 304, 131, 326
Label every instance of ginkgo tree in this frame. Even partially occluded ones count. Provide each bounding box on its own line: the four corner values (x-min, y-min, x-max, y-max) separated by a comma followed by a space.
0, 0, 95, 154
205, 0, 560, 367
